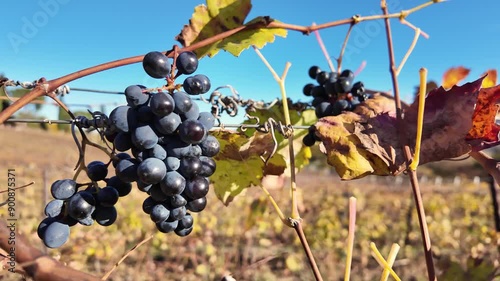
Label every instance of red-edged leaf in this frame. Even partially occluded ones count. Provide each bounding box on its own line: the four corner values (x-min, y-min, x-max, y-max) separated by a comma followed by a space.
466, 85, 500, 143
442, 66, 470, 89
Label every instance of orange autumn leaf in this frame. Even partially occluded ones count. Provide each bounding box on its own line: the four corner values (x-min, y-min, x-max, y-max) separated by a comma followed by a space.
442, 66, 470, 89
481, 69, 497, 88
466, 85, 500, 142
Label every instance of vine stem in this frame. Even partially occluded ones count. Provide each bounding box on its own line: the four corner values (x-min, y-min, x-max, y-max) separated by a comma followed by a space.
380, 1, 436, 280
253, 47, 322, 280
0, 0, 443, 125
343, 197, 357, 281
312, 23, 336, 72
337, 23, 355, 73
370, 242, 401, 281
381, 243, 401, 281
409, 68, 427, 170
396, 28, 422, 76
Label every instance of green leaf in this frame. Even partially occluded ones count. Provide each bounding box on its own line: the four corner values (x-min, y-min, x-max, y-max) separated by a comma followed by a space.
175, 0, 287, 58
211, 129, 286, 206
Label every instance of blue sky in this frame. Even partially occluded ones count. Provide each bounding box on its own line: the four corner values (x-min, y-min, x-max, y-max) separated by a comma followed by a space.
1, 0, 498, 123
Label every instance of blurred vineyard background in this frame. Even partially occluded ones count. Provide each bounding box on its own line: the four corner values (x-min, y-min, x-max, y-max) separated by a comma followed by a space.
0, 125, 498, 281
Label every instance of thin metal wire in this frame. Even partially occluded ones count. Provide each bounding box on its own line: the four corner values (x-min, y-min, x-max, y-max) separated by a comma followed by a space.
3, 118, 311, 130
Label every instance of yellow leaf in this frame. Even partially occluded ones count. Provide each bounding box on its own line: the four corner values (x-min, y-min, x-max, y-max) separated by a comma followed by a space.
442, 66, 470, 89
481, 69, 497, 88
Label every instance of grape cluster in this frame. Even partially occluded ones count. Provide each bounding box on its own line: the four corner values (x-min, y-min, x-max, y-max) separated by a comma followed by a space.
37, 51, 219, 248
302, 66, 372, 147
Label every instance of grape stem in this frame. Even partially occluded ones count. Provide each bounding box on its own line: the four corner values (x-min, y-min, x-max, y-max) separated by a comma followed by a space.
0, 0, 444, 125
396, 27, 422, 76
337, 23, 355, 73
312, 23, 336, 73
380, 1, 436, 280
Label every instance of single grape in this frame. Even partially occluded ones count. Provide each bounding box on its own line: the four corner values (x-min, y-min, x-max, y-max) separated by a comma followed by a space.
131, 124, 158, 150
131, 146, 144, 162
160, 171, 186, 196
44, 199, 64, 218
150, 204, 170, 223
164, 156, 181, 171
156, 219, 178, 233
67, 191, 96, 220
137, 157, 167, 185
332, 99, 351, 115
315, 102, 333, 118
184, 176, 209, 200
172, 91, 193, 113
170, 194, 187, 208
96, 186, 120, 207
351, 81, 365, 96
182, 100, 199, 121
177, 213, 194, 229
109, 105, 137, 133
178, 156, 202, 179
302, 133, 316, 147
150, 92, 175, 117
308, 66, 321, 79
37, 217, 55, 239
86, 161, 108, 181
199, 135, 220, 157
50, 179, 77, 200
175, 226, 193, 237
194, 74, 211, 94
143, 51, 171, 79
113, 132, 132, 152
144, 144, 167, 160
303, 83, 315, 96
42, 220, 70, 248
176, 51, 198, 75
334, 77, 353, 93
187, 145, 202, 157
142, 196, 156, 214
178, 119, 206, 144
182, 76, 201, 95
316, 71, 330, 85
154, 113, 182, 135
340, 69, 354, 81
169, 206, 187, 220
186, 197, 207, 212
92, 206, 117, 226
115, 158, 140, 183
125, 85, 149, 108
106, 176, 132, 197
199, 156, 216, 177
197, 112, 215, 131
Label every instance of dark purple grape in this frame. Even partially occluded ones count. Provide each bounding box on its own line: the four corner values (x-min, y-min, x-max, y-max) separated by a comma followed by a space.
194, 74, 211, 94
334, 77, 353, 93
170, 194, 187, 208
179, 120, 206, 144
186, 197, 207, 212
137, 105, 155, 123
137, 158, 167, 185
144, 144, 167, 160
197, 112, 215, 130
156, 219, 178, 233
150, 92, 175, 117
96, 186, 119, 207
302, 133, 316, 147
178, 156, 202, 179
199, 156, 216, 177
199, 135, 220, 157
44, 199, 64, 218
311, 86, 326, 98
169, 206, 187, 220
114, 133, 132, 152
150, 204, 170, 223
176, 51, 198, 75
143, 51, 171, 79
308, 66, 321, 79
92, 206, 117, 226
125, 85, 149, 108
131, 125, 158, 150
67, 191, 96, 220
154, 113, 182, 135
86, 161, 108, 181
340, 69, 354, 81
315, 102, 333, 118
303, 83, 315, 96
160, 171, 186, 196
182, 101, 199, 121
42, 220, 70, 248
316, 71, 330, 85
142, 196, 156, 214
51, 179, 77, 200
106, 176, 132, 197
184, 176, 209, 200
164, 156, 180, 171
115, 158, 140, 183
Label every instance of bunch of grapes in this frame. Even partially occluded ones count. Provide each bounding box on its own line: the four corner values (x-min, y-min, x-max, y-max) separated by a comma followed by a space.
301, 65, 372, 147
37, 50, 220, 248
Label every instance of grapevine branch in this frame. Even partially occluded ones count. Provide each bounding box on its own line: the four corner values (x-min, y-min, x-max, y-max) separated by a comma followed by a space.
0, 0, 443, 125
380, 1, 436, 280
